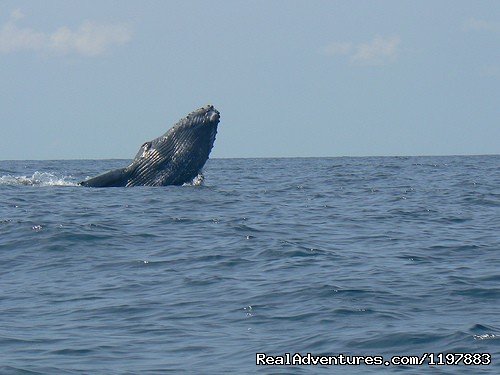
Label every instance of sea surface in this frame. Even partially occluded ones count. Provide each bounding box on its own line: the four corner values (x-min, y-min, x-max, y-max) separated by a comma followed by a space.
0, 156, 499, 374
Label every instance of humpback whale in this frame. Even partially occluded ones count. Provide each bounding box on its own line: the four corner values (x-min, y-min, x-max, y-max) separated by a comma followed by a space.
80, 105, 220, 187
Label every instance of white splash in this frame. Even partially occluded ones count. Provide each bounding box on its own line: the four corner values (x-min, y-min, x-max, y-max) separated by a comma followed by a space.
183, 173, 204, 187
0, 171, 79, 186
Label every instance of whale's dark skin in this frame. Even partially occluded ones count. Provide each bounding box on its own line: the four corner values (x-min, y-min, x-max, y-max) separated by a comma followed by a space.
80, 105, 220, 187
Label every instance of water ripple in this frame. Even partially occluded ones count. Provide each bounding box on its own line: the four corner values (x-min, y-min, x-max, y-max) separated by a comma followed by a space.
0, 156, 498, 373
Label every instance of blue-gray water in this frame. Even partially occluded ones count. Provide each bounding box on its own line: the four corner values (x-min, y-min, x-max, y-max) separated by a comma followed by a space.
0, 156, 499, 374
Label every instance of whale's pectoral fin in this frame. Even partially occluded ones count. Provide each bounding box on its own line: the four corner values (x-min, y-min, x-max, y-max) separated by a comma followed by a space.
134, 141, 152, 159
80, 167, 129, 187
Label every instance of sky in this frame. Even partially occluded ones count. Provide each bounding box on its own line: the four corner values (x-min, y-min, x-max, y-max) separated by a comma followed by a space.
0, 0, 498, 160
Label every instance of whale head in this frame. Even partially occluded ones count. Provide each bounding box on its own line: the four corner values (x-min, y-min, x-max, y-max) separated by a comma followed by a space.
173, 104, 220, 151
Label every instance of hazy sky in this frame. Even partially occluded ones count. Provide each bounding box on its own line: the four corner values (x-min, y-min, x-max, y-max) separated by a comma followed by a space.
1, 0, 498, 160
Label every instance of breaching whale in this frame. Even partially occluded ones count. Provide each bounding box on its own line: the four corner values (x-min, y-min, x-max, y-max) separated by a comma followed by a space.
80, 105, 220, 187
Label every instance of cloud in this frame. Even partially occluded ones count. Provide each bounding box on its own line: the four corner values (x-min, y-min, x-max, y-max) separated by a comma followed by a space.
351, 36, 400, 65
0, 10, 46, 53
322, 35, 401, 66
49, 22, 131, 57
464, 18, 500, 33
0, 9, 131, 56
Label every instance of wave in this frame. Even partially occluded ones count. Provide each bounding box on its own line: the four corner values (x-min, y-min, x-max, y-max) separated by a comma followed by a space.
0, 171, 79, 187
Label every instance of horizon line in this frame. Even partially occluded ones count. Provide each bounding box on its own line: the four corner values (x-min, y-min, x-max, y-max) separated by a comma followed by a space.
0, 153, 498, 162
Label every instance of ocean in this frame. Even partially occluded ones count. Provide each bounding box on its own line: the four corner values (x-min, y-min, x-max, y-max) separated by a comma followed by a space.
0, 156, 498, 374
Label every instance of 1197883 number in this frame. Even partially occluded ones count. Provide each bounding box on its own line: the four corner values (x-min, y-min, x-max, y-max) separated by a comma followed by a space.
426, 353, 491, 365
